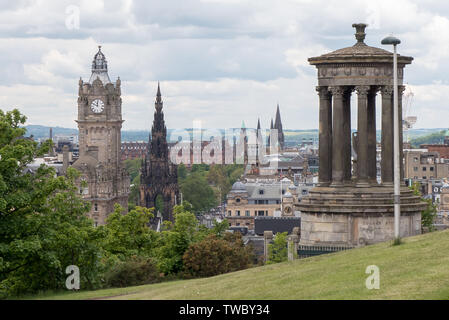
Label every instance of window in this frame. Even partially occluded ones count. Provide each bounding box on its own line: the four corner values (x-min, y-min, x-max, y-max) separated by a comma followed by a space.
423, 176, 427, 180
245, 210, 250, 217
236, 198, 241, 203
413, 157, 418, 162
422, 167, 427, 171
228, 210, 231, 215
259, 189, 264, 195
236, 223, 240, 226
430, 167, 434, 171
413, 167, 418, 172
236, 210, 240, 216
94, 203, 98, 211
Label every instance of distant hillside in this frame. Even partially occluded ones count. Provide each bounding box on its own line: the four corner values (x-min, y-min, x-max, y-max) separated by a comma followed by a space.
24, 125, 78, 139
409, 129, 449, 148
24, 125, 446, 147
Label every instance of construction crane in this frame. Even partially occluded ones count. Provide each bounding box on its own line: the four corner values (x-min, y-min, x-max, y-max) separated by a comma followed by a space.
402, 85, 417, 143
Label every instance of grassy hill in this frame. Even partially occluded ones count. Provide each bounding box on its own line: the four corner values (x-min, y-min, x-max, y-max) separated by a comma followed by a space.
33, 229, 449, 300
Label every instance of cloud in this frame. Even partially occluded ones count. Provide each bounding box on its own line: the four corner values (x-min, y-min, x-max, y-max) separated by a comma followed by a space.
0, 0, 449, 131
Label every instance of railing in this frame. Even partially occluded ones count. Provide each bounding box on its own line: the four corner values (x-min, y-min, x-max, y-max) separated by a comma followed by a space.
297, 245, 354, 259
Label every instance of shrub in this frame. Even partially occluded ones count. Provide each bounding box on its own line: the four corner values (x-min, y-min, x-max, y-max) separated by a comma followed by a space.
267, 232, 288, 264
182, 233, 253, 278
105, 257, 160, 288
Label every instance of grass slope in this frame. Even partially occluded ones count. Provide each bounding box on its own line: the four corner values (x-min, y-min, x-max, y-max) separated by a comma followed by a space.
38, 229, 449, 300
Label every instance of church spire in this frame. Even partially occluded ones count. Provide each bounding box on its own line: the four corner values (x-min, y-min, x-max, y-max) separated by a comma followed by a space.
274, 104, 285, 151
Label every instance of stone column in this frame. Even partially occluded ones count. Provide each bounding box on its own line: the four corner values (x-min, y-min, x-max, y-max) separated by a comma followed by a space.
399, 85, 406, 183
343, 89, 352, 184
317, 86, 332, 186
355, 85, 370, 186
329, 86, 345, 186
264, 231, 273, 263
367, 87, 378, 183
381, 86, 394, 185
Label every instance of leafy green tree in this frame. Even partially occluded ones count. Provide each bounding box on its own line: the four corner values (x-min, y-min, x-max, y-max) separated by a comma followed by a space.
0, 109, 106, 297
124, 159, 142, 208
156, 202, 209, 275
180, 172, 217, 213
101, 205, 159, 261
177, 163, 187, 180
267, 232, 288, 264
207, 165, 232, 202
410, 182, 437, 231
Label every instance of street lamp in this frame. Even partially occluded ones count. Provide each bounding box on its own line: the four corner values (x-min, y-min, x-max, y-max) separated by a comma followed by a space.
381, 35, 401, 242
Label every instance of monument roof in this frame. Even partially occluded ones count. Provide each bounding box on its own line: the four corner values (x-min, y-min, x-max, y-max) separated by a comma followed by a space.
308, 23, 413, 65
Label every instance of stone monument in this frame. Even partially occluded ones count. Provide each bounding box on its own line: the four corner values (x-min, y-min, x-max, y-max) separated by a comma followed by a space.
298, 23, 426, 247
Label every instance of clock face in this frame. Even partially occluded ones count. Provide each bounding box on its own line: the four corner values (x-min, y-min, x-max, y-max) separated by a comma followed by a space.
90, 99, 104, 113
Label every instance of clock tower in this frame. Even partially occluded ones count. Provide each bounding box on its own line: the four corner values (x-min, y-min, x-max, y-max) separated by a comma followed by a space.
72, 46, 130, 225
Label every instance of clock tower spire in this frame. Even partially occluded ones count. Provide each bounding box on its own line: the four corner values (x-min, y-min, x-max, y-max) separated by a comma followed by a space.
73, 46, 130, 226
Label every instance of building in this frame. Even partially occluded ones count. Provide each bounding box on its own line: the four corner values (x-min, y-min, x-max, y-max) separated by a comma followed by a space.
121, 141, 148, 161
140, 84, 180, 222
72, 46, 130, 226
404, 149, 449, 181
420, 132, 449, 159
272, 104, 285, 151
225, 178, 311, 231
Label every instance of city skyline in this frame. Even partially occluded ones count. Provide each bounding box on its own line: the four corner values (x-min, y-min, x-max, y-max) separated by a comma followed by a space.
1, 0, 449, 130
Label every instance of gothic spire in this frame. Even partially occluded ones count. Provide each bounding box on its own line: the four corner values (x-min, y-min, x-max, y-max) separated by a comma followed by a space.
155, 81, 163, 110
274, 104, 285, 151
148, 83, 168, 160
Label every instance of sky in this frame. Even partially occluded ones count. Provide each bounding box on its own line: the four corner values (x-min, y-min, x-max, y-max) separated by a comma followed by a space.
0, 0, 449, 131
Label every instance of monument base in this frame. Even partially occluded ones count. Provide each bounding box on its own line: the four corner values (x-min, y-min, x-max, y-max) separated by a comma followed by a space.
297, 185, 427, 247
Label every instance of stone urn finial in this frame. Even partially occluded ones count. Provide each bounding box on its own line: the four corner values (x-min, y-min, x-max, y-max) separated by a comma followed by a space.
352, 23, 368, 45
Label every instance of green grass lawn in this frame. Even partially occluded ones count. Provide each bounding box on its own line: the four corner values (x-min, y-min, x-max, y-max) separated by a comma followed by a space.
35, 229, 449, 300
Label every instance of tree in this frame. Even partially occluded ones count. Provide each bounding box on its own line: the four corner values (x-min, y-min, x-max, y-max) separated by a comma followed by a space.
0, 109, 105, 297
156, 203, 209, 275
123, 159, 142, 208
182, 233, 253, 278
101, 205, 159, 261
267, 232, 288, 264
177, 163, 187, 180
410, 182, 437, 231
180, 172, 217, 213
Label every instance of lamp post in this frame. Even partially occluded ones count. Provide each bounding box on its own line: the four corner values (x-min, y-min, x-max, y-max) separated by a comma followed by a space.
381, 35, 401, 242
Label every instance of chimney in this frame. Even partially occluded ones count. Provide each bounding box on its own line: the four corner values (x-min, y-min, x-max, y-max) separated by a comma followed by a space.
62, 145, 69, 175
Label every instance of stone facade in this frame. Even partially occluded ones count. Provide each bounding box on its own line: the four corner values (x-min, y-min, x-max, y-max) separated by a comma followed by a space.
72, 47, 130, 226
226, 178, 305, 230
404, 149, 449, 181
298, 24, 426, 246
140, 84, 180, 222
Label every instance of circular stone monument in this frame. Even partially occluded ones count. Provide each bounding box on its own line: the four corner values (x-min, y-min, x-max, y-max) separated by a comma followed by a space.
297, 23, 426, 247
